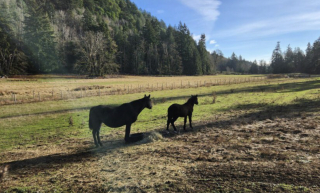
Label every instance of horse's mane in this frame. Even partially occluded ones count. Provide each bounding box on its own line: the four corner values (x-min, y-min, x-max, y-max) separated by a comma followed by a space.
128, 97, 148, 114
129, 97, 145, 105
186, 96, 196, 104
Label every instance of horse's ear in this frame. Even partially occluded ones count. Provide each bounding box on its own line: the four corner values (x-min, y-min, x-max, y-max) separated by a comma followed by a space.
148, 94, 151, 98
144, 94, 147, 97
191, 95, 194, 97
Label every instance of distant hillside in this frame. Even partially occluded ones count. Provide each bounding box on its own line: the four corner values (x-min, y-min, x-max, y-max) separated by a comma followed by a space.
0, 0, 255, 76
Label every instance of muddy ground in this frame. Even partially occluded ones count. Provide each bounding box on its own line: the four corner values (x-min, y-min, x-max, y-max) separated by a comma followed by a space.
1, 101, 320, 192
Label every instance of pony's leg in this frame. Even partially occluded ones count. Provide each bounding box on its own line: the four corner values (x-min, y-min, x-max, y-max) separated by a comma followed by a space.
92, 130, 99, 147
183, 116, 187, 130
188, 114, 193, 129
97, 129, 103, 147
125, 124, 131, 142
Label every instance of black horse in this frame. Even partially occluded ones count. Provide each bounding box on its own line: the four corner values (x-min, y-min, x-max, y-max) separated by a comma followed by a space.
89, 94, 152, 147
166, 95, 198, 131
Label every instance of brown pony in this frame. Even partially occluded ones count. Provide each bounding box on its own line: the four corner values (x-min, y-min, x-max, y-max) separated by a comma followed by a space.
166, 95, 198, 131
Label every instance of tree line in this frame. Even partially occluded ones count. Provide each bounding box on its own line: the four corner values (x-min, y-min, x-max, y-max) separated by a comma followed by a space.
0, 0, 219, 76
270, 39, 320, 74
1, 0, 319, 76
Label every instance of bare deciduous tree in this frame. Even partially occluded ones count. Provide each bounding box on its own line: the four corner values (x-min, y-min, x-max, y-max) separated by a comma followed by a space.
75, 31, 118, 76
0, 48, 16, 75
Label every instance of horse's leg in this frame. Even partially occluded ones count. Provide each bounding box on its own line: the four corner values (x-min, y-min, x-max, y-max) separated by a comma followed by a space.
188, 114, 193, 129
171, 117, 178, 131
92, 120, 101, 147
183, 116, 187, 130
125, 124, 131, 142
97, 129, 103, 147
167, 111, 172, 131
166, 117, 171, 130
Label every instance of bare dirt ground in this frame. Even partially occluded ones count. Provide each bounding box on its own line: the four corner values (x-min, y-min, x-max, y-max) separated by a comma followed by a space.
1, 100, 320, 192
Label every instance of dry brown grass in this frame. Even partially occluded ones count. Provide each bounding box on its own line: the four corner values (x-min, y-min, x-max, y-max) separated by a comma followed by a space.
0, 75, 268, 105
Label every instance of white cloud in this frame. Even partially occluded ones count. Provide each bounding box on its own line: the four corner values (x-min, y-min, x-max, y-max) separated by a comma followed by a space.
214, 11, 320, 39
192, 34, 201, 42
209, 40, 217, 44
178, 0, 221, 22
207, 48, 215, 53
157, 10, 164, 14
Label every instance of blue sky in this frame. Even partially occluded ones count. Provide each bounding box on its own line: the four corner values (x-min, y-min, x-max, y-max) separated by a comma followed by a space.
130, 0, 320, 63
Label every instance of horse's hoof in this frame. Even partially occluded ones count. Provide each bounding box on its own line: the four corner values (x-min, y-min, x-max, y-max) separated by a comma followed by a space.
99, 144, 103, 147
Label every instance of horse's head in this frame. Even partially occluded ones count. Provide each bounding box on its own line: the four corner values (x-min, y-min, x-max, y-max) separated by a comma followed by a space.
191, 95, 199, 105
144, 94, 152, 109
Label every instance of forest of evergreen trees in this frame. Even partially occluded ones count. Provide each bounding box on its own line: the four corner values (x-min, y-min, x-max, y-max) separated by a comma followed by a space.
270, 40, 320, 74
0, 0, 319, 76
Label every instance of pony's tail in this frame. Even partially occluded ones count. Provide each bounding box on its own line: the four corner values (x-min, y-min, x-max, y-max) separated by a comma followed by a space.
89, 108, 94, 130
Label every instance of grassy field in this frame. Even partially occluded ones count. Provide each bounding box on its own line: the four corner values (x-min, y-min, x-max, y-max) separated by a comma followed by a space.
1, 75, 320, 192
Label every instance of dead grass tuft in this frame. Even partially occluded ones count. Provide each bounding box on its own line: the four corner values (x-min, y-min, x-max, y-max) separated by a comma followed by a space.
259, 148, 290, 160
139, 132, 163, 144
72, 85, 108, 91
0, 165, 9, 181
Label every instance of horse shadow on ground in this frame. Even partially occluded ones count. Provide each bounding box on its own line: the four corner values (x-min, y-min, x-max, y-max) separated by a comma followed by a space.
2, 96, 320, 179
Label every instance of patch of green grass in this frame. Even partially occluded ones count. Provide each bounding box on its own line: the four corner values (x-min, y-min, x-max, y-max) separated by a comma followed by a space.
1, 77, 320, 151
3, 186, 42, 193
274, 183, 310, 192
0, 77, 314, 118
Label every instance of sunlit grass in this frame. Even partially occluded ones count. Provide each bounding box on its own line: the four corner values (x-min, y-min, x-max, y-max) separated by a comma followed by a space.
1, 76, 320, 151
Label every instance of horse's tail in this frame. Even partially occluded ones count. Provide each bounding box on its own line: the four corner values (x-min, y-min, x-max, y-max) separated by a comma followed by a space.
89, 107, 94, 130
167, 105, 173, 120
